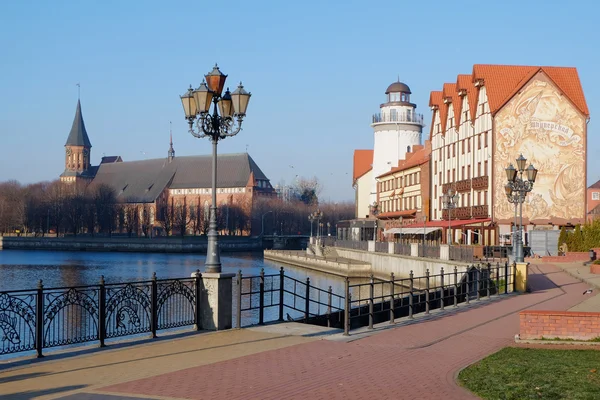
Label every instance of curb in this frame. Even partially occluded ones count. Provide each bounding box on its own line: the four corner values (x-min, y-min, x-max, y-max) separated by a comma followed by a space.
514, 333, 600, 347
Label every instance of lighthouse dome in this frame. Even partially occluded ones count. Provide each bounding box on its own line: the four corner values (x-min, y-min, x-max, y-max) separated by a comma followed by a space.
385, 81, 411, 94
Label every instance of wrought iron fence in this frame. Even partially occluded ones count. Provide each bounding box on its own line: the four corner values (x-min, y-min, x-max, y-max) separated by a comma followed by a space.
343, 262, 515, 335
235, 268, 345, 328
0, 272, 202, 357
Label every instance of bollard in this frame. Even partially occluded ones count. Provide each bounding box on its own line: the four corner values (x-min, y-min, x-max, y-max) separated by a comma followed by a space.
425, 269, 430, 315
440, 267, 445, 311
389, 272, 395, 324
409, 271, 414, 319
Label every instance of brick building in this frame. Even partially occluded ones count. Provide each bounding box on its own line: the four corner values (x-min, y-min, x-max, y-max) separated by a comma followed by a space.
59, 100, 275, 235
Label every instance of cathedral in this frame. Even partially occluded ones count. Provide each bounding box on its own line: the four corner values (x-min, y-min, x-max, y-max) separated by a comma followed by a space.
59, 100, 275, 235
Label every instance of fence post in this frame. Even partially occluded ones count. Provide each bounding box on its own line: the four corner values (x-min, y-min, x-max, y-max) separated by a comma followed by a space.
389, 272, 395, 324
512, 261, 517, 292
304, 277, 310, 323
327, 286, 332, 328
504, 261, 509, 294
344, 277, 350, 336
194, 269, 202, 331
278, 267, 284, 322
425, 269, 430, 315
35, 280, 44, 358
368, 274, 374, 329
476, 264, 481, 301
259, 268, 265, 325
453, 266, 458, 308
440, 267, 445, 311
236, 270, 242, 329
486, 263, 491, 299
151, 272, 158, 338
465, 267, 470, 305
408, 270, 414, 319
99, 276, 106, 347
496, 262, 500, 297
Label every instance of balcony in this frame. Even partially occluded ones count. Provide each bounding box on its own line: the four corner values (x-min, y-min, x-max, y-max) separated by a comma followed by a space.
472, 175, 489, 190
372, 111, 424, 126
442, 206, 472, 220
472, 205, 489, 218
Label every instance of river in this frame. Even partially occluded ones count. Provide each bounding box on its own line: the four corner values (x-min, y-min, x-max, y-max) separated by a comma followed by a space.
0, 249, 348, 294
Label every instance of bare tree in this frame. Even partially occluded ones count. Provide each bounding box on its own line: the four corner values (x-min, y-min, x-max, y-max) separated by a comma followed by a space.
123, 204, 140, 237
159, 197, 175, 236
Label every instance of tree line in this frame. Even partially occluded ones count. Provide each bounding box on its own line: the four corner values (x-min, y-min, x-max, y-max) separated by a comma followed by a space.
0, 179, 354, 237
558, 220, 600, 252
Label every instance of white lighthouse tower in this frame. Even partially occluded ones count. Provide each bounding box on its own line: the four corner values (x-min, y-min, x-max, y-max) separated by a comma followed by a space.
370, 80, 424, 206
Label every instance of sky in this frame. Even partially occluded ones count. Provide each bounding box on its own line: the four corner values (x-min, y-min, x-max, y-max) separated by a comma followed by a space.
0, 0, 598, 202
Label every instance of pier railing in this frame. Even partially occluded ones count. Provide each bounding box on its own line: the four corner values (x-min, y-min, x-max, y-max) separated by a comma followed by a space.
0, 272, 202, 358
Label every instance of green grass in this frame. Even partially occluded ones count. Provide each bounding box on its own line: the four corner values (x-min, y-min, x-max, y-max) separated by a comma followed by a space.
539, 337, 600, 343
458, 347, 600, 399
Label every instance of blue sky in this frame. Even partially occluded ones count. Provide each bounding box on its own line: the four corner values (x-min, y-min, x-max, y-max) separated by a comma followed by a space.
0, 0, 597, 201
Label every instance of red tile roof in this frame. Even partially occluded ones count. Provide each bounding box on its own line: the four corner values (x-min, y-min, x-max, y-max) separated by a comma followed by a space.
456, 74, 477, 124
428, 91, 444, 138
379, 209, 417, 219
588, 180, 600, 189
472, 64, 589, 116
353, 149, 373, 184
403, 218, 491, 228
377, 141, 431, 179
442, 83, 461, 129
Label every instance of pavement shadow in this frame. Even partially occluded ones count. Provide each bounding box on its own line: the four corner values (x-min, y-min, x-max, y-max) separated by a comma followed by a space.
4, 384, 87, 400
0, 371, 47, 384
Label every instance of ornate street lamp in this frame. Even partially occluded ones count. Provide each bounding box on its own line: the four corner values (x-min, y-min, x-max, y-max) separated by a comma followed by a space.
505, 154, 537, 263
442, 188, 460, 245
371, 203, 380, 242
180, 64, 251, 273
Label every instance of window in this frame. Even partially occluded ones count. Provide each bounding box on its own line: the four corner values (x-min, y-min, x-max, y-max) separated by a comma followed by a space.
462, 166, 465, 180
447, 146, 450, 159
484, 131, 489, 147
463, 110, 468, 121
407, 145, 411, 153
593, 192, 600, 200
453, 143, 456, 157
484, 160, 488, 176
447, 170, 450, 183
467, 193, 471, 207
478, 134, 481, 150
480, 103, 485, 115
477, 162, 481, 177
462, 140, 465, 154
434, 162, 437, 174
449, 117, 454, 128
467, 165, 471, 179
468, 138, 471, 152
452, 169, 456, 182
436, 123, 441, 133
439, 172, 442, 183
434, 186, 437, 198
477, 191, 481, 206
484, 190, 488, 205
390, 109, 397, 121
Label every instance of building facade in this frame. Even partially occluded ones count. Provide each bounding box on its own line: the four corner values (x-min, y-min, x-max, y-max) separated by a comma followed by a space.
353, 149, 373, 218
587, 180, 600, 222
429, 65, 589, 245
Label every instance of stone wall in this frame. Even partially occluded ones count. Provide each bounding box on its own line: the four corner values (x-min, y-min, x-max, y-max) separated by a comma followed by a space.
520, 310, 600, 341
264, 250, 372, 278
0, 236, 261, 253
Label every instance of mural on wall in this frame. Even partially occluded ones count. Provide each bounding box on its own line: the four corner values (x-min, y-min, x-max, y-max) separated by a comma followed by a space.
494, 73, 586, 222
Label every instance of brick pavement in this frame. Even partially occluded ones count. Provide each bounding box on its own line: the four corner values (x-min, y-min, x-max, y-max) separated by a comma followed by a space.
93, 263, 591, 400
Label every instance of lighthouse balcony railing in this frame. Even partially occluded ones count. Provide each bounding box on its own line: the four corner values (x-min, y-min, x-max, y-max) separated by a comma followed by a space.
372, 112, 424, 125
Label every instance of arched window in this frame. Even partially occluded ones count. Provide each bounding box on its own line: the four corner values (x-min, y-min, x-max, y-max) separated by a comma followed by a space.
407, 146, 411, 153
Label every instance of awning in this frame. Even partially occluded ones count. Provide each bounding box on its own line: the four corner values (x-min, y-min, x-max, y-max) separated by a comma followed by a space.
383, 227, 441, 235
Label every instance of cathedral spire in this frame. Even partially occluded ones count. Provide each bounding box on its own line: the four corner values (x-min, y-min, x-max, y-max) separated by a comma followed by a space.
65, 100, 92, 147
168, 122, 175, 162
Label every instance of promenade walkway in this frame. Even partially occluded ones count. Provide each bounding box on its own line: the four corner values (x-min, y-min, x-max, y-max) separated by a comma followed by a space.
0, 262, 595, 400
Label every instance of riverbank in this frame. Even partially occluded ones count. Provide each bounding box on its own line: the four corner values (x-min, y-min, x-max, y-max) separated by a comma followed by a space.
264, 249, 372, 278
0, 235, 261, 253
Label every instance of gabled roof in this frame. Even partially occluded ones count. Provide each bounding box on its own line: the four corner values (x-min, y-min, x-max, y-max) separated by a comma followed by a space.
91, 153, 270, 203
101, 156, 123, 164
65, 100, 92, 147
588, 180, 600, 190
471, 65, 589, 117
428, 91, 443, 139
442, 83, 461, 129
456, 74, 477, 124
353, 150, 373, 184
377, 141, 431, 179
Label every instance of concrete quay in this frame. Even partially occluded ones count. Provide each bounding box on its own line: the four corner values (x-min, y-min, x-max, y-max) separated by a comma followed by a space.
0, 262, 594, 399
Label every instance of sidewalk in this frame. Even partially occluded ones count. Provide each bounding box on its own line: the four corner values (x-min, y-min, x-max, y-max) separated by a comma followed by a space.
0, 263, 594, 400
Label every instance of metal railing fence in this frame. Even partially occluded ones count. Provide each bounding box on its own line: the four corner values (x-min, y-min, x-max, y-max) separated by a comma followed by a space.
0, 272, 202, 358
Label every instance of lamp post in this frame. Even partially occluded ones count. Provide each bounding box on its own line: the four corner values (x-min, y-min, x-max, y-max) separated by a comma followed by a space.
505, 154, 537, 263
421, 215, 427, 257
371, 203, 380, 242
327, 222, 331, 236
308, 214, 315, 238
442, 189, 459, 245
180, 64, 251, 273
260, 210, 272, 237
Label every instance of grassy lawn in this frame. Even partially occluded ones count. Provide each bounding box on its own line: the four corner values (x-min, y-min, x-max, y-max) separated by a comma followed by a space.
458, 347, 600, 399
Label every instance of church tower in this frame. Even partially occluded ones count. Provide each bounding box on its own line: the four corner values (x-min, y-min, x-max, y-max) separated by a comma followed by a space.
60, 100, 93, 183
370, 80, 424, 206
168, 132, 175, 162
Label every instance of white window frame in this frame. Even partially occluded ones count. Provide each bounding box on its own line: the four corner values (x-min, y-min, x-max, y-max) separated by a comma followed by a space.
593, 192, 600, 201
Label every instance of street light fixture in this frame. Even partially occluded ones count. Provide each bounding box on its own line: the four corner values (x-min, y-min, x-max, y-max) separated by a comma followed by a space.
180, 64, 251, 273
505, 154, 537, 263
309, 210, 323, 242
442, 188, 459, 245
371, 203, 380, 242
